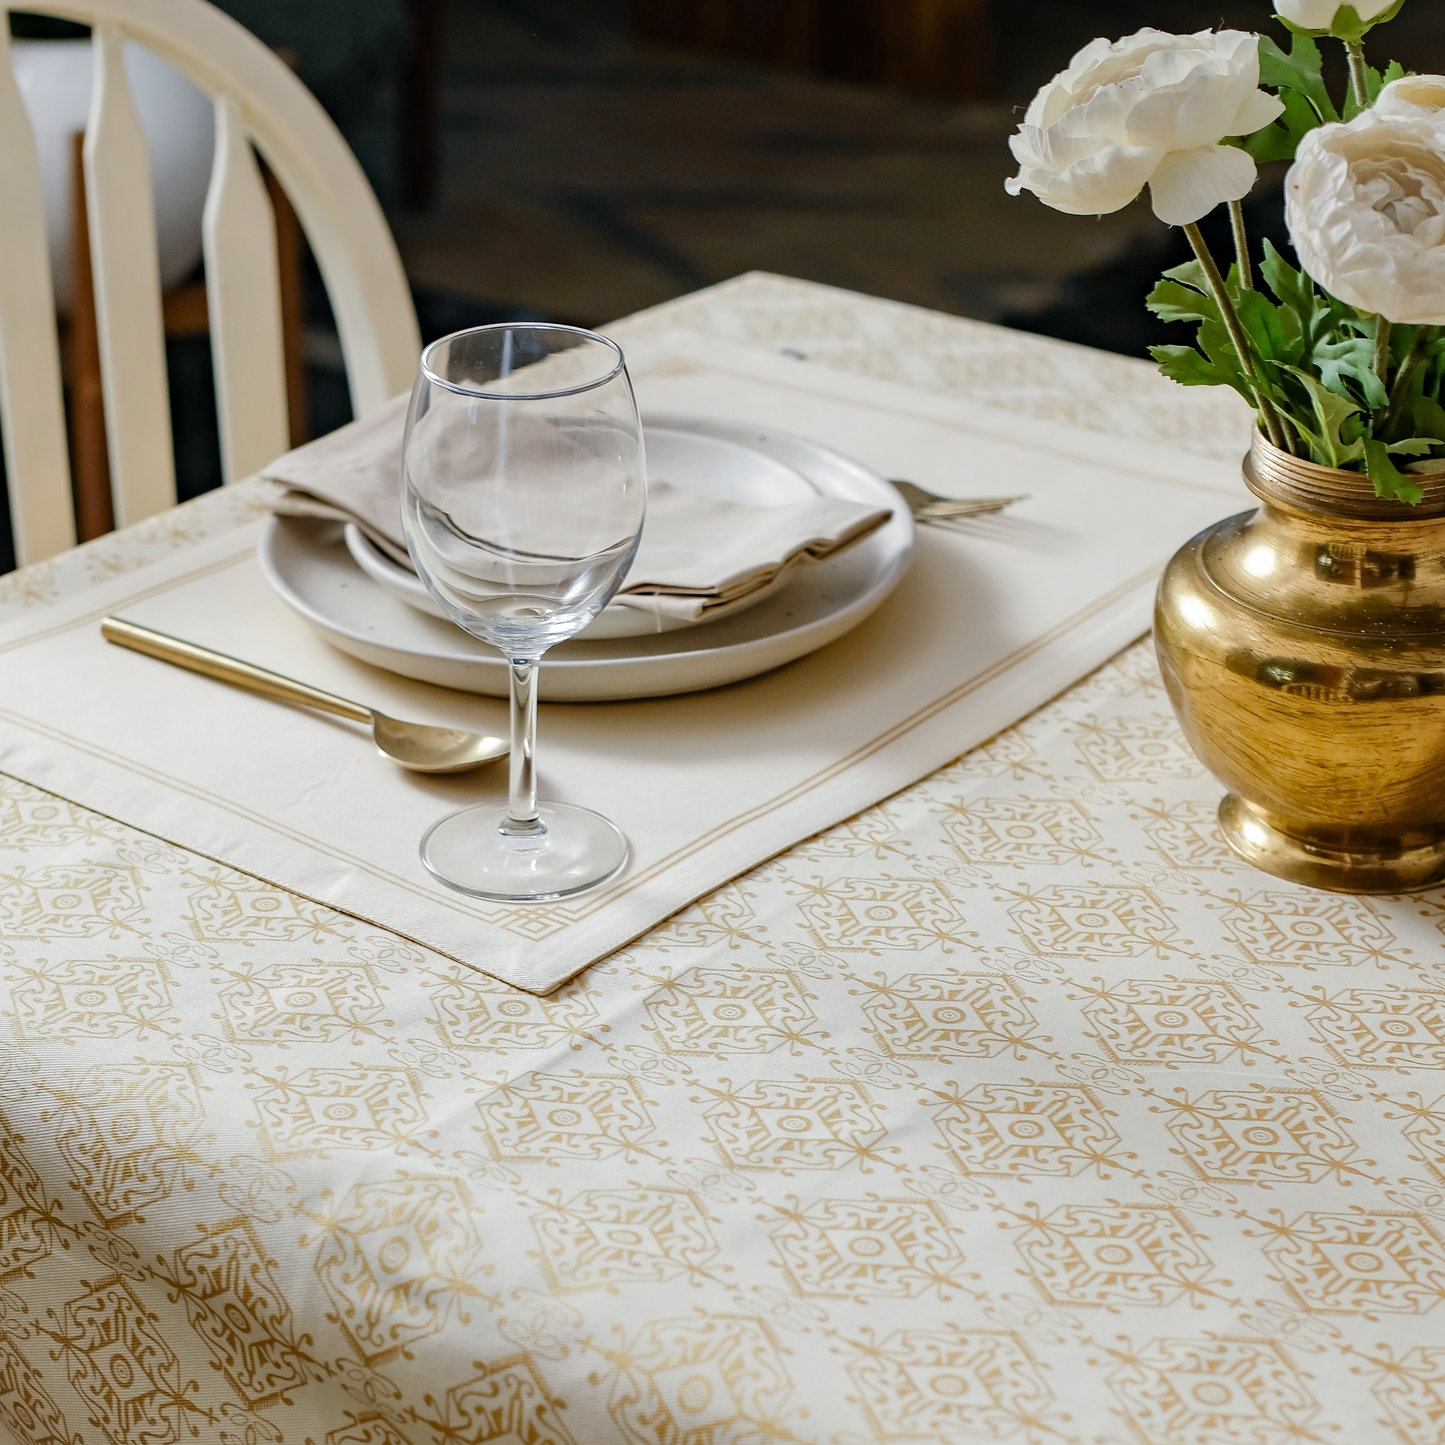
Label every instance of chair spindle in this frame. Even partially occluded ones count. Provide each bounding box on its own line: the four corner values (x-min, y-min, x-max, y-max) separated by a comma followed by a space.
203, 93, 289, 483
0, 18, 76, 565
84, 22, 176, 528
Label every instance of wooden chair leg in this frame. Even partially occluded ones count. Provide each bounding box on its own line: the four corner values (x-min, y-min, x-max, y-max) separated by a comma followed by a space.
262, 50, 309, 449
68, 131, 113, 542
263, 165, 308, 448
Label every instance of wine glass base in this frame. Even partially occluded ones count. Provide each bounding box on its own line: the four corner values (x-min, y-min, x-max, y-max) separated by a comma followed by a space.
420, 801, 629, 902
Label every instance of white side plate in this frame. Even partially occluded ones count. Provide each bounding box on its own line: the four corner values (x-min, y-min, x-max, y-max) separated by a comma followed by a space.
258, 413, 914, 701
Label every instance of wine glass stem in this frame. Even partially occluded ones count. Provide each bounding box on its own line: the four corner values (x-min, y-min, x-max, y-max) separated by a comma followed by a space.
505, 657, 542, 834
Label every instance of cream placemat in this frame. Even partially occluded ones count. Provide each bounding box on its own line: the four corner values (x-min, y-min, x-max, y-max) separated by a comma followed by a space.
0, 335, 1250, 993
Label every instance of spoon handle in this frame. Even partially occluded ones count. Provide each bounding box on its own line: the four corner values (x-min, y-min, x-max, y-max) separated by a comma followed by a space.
101, 617, 374, 725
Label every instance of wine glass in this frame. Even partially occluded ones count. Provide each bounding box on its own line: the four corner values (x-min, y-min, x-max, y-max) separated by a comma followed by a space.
401, 324, 647, 901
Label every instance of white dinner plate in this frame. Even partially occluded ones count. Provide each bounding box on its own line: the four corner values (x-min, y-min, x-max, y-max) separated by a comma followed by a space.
257, 413, 914, 701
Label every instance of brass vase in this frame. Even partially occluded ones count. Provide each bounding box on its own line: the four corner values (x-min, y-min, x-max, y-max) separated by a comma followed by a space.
1155, 432, 1445, 893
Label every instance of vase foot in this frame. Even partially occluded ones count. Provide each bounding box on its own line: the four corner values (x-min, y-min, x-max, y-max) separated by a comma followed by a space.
1219, 795, 1445, 894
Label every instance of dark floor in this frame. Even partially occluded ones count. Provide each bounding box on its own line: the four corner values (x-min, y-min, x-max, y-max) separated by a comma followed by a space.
393, 0, 1445, 328
394, 0, 1151, 327
5, 1, 1444, 575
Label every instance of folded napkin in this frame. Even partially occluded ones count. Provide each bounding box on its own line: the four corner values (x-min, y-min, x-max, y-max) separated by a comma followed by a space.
260, 394, 892, 623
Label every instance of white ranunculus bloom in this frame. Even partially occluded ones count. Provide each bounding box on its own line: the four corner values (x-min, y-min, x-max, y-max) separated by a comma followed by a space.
1275, 0, 1399, 33
1375, 74, 1445, 121
1287, 111, 1445, 324
1005, 29, 1284, 225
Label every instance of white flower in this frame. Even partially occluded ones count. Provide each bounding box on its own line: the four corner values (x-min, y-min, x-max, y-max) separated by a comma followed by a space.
1274, 0, 1399, 34
1005, 29, 1284, 226
1375, 74, 1445, 122
1287, 110, 1445, 324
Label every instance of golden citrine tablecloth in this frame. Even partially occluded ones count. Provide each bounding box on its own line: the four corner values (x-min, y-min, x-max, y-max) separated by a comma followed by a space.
5, 276, 1445, 1445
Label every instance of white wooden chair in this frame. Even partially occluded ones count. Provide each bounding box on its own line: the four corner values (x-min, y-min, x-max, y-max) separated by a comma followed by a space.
0, 0, 421, 567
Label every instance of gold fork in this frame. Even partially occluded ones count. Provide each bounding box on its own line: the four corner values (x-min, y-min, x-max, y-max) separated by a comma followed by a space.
891, 480, 1028, 522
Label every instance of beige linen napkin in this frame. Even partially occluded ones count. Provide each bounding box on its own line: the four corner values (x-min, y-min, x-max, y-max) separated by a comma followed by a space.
260, 396, 891, 623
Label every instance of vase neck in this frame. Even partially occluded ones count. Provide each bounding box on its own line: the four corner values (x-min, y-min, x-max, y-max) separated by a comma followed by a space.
1246, 436, 1445, 521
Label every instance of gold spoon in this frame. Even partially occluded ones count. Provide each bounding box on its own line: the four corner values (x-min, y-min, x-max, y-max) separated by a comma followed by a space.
101, 617, 508, 775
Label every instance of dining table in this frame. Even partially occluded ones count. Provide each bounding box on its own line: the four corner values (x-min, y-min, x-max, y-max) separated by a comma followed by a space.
2, 271, 1443, 1445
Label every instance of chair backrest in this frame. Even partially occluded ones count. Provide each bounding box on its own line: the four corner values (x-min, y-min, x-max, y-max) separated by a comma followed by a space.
0, 0, 421, 567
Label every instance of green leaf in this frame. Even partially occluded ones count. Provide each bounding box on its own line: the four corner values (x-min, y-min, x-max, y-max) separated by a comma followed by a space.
1413, 395, 1445, 442
1278, 365, 1366, 467
1275, 302, 1305, 359
1234, 286, 1294, 368
1261, 241, 1312, 316
1386, 437, 1442, 456
1160, 259, 1210, 294
1261, 240, 1343, 373
1150, 345, 1226, 388
1146, 261, 1257, 403
1258, 33, 1338, 124
1196, 317, 1256, 403
1364, 438, 1426, 504
1146, 278, 1216, 326
1315, 331, 1389, 410
1238, 89, 1327, 163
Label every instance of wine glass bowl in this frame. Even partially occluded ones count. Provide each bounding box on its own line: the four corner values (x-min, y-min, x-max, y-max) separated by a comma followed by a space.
404, 328, 644, 653
401, 324, 647, 901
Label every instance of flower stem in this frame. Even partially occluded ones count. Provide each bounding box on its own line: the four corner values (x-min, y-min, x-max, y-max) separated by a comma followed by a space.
1374, 317, 1393, 405
1183, 222, 1289, 453
1228, 199, 1254, 291
1383, 326, 1431, 441
1346, 39, 1371, 112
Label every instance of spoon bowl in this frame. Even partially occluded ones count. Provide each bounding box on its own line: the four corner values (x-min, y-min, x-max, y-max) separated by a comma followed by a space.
371, 712, 508, 773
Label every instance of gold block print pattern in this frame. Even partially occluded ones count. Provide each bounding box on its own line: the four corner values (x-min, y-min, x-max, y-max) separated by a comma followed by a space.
5, 279, 1445, 1443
